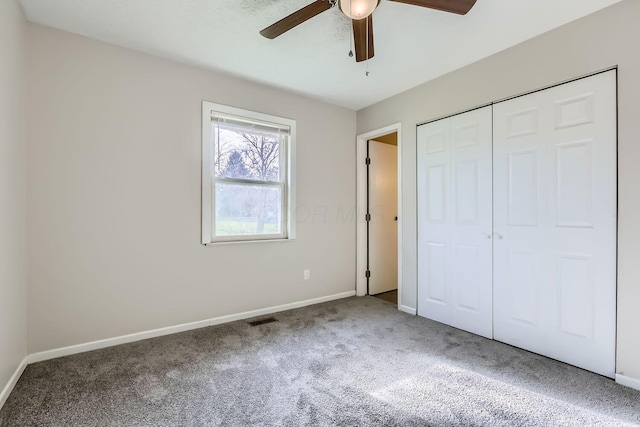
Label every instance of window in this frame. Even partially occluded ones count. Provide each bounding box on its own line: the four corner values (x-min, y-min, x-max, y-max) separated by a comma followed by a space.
202, 101, 296, 243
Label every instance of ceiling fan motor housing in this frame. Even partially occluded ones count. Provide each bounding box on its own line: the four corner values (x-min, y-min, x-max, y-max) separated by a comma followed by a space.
339, 0, 381, 19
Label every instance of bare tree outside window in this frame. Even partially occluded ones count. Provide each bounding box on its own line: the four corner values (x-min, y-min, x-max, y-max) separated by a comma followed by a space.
241, 133, 280, 181
214, 127, 283, 236
214, 139, 229, 175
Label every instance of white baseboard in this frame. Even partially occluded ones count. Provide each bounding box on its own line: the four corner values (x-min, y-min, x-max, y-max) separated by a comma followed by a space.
399, 305, 417, 315
0, 357, 28, 411
27, 291, 356, 364
616, 373, 640, 391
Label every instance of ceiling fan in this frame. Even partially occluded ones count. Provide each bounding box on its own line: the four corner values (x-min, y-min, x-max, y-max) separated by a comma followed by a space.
260, 0, 477, 62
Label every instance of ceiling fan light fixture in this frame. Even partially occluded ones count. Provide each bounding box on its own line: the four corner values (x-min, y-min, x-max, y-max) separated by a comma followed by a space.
339, 0, 379, 20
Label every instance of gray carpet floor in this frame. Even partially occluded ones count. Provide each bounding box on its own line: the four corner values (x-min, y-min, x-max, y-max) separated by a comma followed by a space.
1, 296, 639, 426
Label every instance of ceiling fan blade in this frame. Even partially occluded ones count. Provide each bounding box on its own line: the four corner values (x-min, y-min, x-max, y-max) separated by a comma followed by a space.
353, 15, 374, 62
260, 1, 333, 39
388, 0, 477, 15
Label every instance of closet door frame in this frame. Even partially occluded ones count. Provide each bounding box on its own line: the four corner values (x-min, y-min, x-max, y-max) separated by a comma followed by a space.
415, 66, 618, 378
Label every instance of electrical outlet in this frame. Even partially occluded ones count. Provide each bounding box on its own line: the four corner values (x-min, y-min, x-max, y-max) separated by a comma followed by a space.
304, 269, 310, 280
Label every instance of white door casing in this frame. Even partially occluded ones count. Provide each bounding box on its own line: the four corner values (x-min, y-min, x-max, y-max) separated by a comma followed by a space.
493, 70, 617, 378
417, 106, 494, 339
355, 123, 404, 311
368, 140, 398, 295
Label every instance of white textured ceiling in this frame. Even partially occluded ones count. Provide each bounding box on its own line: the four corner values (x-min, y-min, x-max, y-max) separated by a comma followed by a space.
19, 0, 622, 110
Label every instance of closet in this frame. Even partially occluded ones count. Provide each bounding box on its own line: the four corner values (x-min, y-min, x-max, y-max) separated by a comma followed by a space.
417, 70, 617, 378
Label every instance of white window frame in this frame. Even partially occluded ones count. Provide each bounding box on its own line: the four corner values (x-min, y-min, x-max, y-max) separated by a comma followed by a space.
202, 101, 296, 244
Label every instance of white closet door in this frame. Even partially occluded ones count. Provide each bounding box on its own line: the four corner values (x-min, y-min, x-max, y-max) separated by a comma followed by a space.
418, 106, 493, 338
417, 118, 451, 324
493, 71, 617, 377
492, 91, 549, 356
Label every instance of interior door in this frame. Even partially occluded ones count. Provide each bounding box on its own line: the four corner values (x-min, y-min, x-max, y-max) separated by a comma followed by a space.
417, 106, 493, 338
368, 140, 398, 295
493, 71, 617, 377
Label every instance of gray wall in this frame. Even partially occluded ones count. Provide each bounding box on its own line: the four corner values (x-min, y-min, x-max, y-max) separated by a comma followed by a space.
357, 0, 640, 381
0, 0, 28, 395
26, 24, 357, 353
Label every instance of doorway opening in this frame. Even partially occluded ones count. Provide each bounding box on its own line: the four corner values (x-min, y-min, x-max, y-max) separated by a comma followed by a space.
356, 123, 406, 312
368, 134, 398, 304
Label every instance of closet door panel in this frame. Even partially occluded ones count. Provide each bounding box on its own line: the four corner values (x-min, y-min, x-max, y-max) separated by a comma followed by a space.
544, 71, 617, 377
417, 119, 452, 324
418, 106, 493, 339
450, 107, 493, 338
493, 92, 548, 355
494, 71, 617, 378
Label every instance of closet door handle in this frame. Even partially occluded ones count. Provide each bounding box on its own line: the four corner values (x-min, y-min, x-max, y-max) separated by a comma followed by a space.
494, 233, 504, 240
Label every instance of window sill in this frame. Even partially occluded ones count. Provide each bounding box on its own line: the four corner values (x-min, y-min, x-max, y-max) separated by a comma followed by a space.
203, 237, 295, 246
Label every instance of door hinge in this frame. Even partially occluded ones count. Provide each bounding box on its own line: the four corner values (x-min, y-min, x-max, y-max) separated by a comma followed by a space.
365, 213, 371, 221
365, 270, 371, 278
365, 157, 371, 165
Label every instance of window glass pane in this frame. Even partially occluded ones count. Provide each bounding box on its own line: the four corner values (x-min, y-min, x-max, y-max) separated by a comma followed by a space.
214, 183, 282, 237
214, 126, 281, 182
